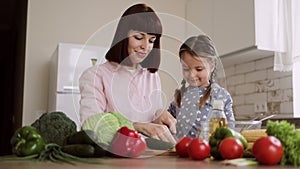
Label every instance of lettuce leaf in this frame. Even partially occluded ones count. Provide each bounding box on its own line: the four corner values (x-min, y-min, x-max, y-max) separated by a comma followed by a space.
266, 120, 300, 166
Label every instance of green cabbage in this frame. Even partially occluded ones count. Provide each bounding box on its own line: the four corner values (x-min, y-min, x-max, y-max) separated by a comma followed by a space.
81, 112, 134, 147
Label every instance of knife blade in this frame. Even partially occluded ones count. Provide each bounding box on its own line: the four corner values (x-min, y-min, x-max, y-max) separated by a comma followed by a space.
145, 137, 175, 150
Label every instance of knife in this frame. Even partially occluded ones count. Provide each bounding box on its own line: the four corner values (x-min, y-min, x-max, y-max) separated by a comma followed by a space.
145, 137, 175, 150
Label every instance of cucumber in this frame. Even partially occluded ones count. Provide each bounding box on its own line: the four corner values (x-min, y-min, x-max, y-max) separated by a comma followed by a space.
92, 142, 107, 157
145, 138, 174, 150
66, 130, 98, 145
61, 144, 95, 157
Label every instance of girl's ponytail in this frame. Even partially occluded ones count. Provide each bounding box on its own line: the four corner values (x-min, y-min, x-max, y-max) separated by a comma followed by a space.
175, 79, 187, 108
199, 83, 211, 108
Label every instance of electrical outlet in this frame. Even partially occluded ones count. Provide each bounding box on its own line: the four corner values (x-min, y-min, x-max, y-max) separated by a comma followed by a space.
254, 102, 268, 113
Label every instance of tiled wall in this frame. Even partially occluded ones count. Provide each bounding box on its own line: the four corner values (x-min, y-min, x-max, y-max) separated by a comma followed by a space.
220, 56, 293, 120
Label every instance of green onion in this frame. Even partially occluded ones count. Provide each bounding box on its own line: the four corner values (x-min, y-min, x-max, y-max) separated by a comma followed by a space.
0, 143, 102, 165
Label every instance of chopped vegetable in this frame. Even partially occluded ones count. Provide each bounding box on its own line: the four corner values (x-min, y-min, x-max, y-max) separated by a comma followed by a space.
31, 111, 77, 146
221, 158, 258, 166
266, 120, 300, 166
10, 126, 46, 157
81, 112, 134, 147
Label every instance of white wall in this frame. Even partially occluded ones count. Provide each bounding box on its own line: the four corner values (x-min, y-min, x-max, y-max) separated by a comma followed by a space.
24, 0, 193, 125
225, 56, 293, 120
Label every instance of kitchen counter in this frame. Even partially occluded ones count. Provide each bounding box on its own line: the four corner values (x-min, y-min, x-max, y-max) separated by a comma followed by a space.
0, 151, 298, 169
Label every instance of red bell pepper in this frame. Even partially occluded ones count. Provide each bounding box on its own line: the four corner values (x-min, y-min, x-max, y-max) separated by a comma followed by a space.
110, 126, 147, 158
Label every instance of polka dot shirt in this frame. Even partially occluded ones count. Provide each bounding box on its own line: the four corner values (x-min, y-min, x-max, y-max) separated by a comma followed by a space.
168, 82, 235, 139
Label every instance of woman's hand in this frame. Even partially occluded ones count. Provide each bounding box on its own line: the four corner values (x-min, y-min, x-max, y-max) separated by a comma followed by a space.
133, 122, 176, 144
152, 109, 177, 134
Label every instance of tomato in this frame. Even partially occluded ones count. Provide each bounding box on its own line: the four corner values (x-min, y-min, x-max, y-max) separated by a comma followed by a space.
175, 137, 193, 157
218, 137, 244, 160
252, 136, 283, 165
188, 138, 211, 160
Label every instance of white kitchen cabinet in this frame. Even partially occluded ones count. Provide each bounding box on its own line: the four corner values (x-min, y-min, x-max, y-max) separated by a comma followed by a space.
186, 0, 273, 67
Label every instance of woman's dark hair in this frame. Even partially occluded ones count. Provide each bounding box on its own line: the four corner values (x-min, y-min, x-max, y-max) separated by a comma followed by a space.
105, 3, 162, 73
175, 35, 218, 108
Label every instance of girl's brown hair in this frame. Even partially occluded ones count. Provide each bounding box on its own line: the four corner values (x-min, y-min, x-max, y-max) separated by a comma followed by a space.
175, 35, 217, 108
105, 3, 162, 73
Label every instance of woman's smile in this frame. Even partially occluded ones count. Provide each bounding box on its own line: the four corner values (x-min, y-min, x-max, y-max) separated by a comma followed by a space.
127, 30, 156, 67
135, 50, 147, 58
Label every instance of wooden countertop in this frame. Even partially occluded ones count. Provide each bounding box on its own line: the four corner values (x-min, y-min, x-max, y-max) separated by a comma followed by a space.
0, 150, 298, 169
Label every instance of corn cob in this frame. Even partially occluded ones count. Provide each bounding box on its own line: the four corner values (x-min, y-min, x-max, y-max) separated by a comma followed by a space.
240, 129, 267, 142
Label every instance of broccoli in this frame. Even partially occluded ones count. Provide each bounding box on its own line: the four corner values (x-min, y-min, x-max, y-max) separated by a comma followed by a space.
31, 111, 77, 146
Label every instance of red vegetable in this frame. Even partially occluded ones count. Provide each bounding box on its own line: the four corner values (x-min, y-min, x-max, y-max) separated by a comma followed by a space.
188, 138, 211, 160
252, 136, 283, 165
219, 138, 244, 160
110, 126, 147, 158
175, 137, 193, 157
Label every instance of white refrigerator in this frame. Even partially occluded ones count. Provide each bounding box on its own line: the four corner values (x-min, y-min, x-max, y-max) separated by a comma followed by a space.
48, 43, 108, 130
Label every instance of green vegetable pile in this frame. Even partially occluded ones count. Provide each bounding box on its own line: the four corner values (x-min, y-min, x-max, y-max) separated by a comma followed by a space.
266, 120, 300, 166
1, 125, 102, 165
1, 111, 139, 164
31, 111, 77, 146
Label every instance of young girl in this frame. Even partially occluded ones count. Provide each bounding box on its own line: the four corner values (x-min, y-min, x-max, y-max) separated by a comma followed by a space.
168, 35, 235, 139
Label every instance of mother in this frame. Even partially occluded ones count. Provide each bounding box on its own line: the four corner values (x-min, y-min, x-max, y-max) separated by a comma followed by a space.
79, 3, 176, 144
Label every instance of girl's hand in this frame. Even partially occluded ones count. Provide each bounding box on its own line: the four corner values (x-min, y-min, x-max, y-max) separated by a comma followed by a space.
133, 122, 176, 144
152, 109, 177, 134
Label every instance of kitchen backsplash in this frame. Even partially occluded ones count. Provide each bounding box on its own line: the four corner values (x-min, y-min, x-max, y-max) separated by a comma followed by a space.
218, 56, 293, 120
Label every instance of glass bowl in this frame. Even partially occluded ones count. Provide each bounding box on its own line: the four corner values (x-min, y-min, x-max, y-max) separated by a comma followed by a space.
232, 120, 262, 132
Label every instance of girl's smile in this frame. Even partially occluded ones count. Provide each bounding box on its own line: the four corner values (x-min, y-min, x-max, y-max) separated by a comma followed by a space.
180, 51, 214, 87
